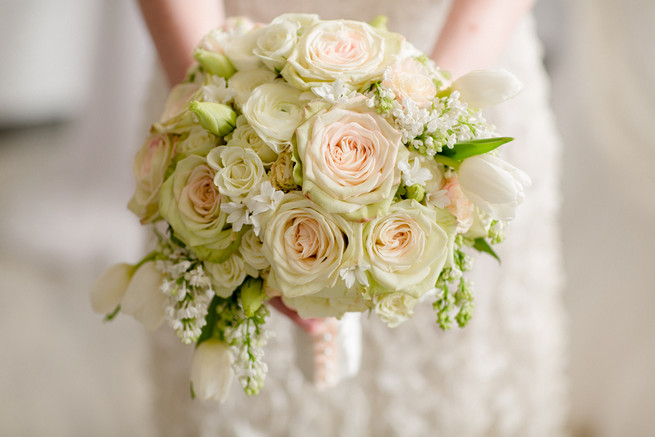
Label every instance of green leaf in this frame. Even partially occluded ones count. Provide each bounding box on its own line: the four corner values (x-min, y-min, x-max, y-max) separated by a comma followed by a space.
439, 137, 513, 161
473, 238, 501, 263
196, 295, 220, 347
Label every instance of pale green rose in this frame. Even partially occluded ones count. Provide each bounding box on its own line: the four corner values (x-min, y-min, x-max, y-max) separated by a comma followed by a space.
121, 261, 167, 330
207, 145, 265, 202
227, 115, 277, 167
363, 200, 456, 298
238, 228, 270, 275
227, 67, 277, 109
281, 19, 403, 90
90, 263, 135, 314
204, 253, 247, 297
260, 192, 357, 297
190, 338, 234, 403
283, 279, 371, 318
295, 100, 406, 220
159, 154, 237, 263
373, 292, 418, 328
242, 81, 305, 153
128, 132, 175, 224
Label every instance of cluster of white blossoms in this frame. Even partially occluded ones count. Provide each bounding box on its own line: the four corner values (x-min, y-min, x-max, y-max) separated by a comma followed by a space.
92, 13, 530, 403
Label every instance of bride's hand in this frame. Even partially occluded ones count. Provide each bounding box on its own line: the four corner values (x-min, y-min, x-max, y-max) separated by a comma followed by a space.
431, 0, 535, 78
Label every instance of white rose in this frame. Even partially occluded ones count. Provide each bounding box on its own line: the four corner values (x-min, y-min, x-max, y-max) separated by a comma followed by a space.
190, 338, 234, 403
223, 28, 261, 71
227, 116, 277, 167
90, 263, 135, 314
296, 101, 406, 220
238, 228, 270, 274
363, 200, 456, 298
458, 155, 531, 220
261, 193, 358, 297
270, 13, 319, 34
253, 21, 299, 72
227, 67, 277, 109
120, 261, 167, 330
207, 145, 265, 202
283, 280, 371, 318
176, 125, 219, 155
242, 82, 305, 153
204, 253, 247, 297
281, 19, 403, 90
374, 292, 418, 328
452, 69, 523, 109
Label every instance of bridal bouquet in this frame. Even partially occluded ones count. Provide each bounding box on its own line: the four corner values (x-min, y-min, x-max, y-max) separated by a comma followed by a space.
91, 14, 528, 401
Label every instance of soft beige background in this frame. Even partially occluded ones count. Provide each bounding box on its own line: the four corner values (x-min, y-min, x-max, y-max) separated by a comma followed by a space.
0, 0, 653, 435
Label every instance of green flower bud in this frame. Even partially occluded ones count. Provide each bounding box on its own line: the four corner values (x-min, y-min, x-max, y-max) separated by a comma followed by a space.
406, 184, 425, 202
194, 48, 237, 79
240, 277, 265, 317
189, 101, 237, 137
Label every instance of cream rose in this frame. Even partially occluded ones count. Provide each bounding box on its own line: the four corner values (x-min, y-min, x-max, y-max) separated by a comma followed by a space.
227, 115, 277, 167
204, 253, 247, 297
269, 148, 298, 192
260, 193, 356, 297
382, 57, 437, 108
374, 292, 418, 328
296, 101, 406, 220
155, 82, 201, 134
242, 82, 305, 153
128, 133, 175, 224
281, 19, 403, 90
176, 125, 219, 156
227, 67, 277, 109
363, 200, 456, 298
223, 27, 262, 71
159, 154, 238, 263
207, 145, 265, 202
238, 228, 270, 275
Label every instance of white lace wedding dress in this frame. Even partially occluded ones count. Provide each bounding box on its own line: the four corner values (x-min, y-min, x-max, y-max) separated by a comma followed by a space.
147, 1, 567, 436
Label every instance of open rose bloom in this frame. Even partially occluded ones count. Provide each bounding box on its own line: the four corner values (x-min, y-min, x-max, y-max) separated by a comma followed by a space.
93, 14, 529, 399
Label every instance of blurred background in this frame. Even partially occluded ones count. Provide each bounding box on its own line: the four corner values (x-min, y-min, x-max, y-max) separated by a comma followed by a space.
0, 0, 653, 435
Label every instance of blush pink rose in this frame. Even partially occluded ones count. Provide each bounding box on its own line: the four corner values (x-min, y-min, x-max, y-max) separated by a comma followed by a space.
442, 175, 474, 233
382, 57, 437, 108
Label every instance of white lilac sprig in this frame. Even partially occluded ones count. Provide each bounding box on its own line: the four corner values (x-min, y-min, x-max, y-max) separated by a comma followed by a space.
199, 278, 271, 396
155, 231, 215, 344
433, 235, 475, 330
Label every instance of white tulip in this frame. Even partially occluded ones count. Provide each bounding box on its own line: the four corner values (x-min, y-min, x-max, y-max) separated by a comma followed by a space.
458, 155, 531, 221
90, 263, 134, 314
452, 69, 523, 108
120, 261, 167, 330
190, 339, 234, 403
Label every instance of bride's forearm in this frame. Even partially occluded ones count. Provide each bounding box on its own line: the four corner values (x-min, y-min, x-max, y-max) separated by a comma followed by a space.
137, 0, 225, 86
431, 0, 535, 78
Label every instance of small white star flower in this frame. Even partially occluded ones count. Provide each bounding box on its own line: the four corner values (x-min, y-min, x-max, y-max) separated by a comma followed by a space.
220, 201, 250, 232
311, 79, 357, 104
398, 158, 433, 187
339, 262, 370, 288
